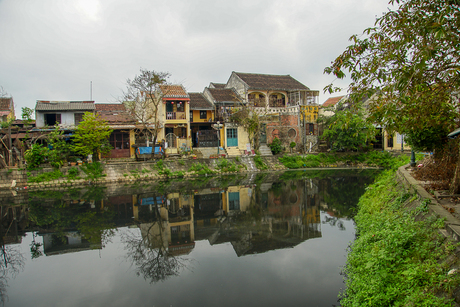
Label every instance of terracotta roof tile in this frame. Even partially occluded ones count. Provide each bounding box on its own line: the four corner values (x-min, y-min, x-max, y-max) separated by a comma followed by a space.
0, 97, 13, 111
207, 88, 242, 104
95, 103, 126, 112
322, 96, 345, 107
233, 72, 309, 91
189, 93, 214, 110
159, 85, 189, 98
95, 103, 134, 124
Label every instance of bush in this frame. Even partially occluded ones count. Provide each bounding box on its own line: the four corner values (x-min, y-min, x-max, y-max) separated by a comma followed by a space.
24, 144, 49, 170
269, 137, 283, 155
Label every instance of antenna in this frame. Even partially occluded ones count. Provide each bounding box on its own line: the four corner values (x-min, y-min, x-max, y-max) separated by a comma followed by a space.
90, 81, 93, 101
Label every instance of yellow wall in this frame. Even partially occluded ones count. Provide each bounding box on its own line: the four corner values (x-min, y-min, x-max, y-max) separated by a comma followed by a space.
192, 110, 213, 123
384, 131, 411, 151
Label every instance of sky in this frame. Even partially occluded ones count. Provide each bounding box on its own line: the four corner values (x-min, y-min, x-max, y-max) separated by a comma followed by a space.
0, 0, 393, 117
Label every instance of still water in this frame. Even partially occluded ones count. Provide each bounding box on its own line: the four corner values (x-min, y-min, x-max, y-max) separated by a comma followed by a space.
0, 170, 377, 307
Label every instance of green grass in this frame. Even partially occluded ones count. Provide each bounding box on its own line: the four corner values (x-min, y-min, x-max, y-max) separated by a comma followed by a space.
340, 165, 460, 306
254, 155, 268, 170
28, 169, 63, 183
279, 151, 409, 169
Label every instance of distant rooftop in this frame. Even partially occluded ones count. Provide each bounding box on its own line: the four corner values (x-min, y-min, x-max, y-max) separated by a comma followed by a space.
322, 96, 345, 107
232, 72, 310, 91
35, 101, 95, 111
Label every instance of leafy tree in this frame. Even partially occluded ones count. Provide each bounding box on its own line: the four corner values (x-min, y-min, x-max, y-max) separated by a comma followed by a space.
321, 106, 377, 152
21, 107, 34, 125
72, 112, 112, 161
47, 125, 71, 168
121, 68, 170, 145
324, 0, 460, 190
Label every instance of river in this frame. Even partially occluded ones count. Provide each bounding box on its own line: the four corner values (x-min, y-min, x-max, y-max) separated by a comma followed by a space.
0, 169, 378, 307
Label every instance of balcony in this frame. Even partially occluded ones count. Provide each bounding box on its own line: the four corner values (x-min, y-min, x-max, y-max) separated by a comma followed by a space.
166, 112, 186, 120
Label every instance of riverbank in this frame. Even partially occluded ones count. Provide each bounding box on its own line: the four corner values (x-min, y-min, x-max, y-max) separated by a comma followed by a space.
340, 162, 460, 306
0, 151, 392, 190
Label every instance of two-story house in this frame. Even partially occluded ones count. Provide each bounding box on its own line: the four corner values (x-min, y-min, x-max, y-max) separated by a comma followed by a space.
157, 85, 190, 154
34, 101, 95, 128
203, 86, 249, 153
224, 72, 319, 152
188, 92, 215, 148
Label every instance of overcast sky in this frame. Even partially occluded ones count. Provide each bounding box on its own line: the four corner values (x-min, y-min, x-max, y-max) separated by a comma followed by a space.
0, 0, 393, 117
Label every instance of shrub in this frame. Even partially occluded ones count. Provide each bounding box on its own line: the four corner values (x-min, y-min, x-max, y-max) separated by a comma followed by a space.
24, 144, 49, 170
269, 137, 283, 155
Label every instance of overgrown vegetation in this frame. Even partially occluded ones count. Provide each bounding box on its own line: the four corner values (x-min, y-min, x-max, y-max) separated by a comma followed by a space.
188, 162, 215, 176
28, 169, 63, 183
268, 137, 283, 155
216, 158, 238, 173
80, 162, 106, 182
341, 163, 460, 306
253, 155, 268, 170
278, 151, 408, 169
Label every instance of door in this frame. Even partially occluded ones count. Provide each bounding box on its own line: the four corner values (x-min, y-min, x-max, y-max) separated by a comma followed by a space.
227, 128, 238, 147
228, 192, 240, 211
260, 123, 267, 143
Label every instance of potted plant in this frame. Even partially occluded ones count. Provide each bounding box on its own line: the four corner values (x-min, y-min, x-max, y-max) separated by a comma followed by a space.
290, 142, 296, 153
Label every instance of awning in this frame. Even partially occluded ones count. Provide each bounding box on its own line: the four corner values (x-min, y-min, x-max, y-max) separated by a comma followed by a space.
448, 128, 460, 138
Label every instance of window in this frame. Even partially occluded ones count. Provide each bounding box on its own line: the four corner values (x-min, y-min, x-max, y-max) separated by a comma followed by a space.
109, 131, 130, 149
44, 113, 61, 126
200, 111, 207, 119
176, 101, 185, 112
74, 113, 84, 125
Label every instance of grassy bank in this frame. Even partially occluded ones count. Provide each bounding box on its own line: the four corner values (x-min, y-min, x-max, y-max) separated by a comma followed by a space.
341, 158, 460, 306
279, 151, 403, 169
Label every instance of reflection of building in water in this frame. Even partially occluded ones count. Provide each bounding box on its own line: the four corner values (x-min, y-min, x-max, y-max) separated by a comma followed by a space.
41, 232, 101, 256
135, 192, 195, 255
193, 180, 322, 257
0, 204, 29, 245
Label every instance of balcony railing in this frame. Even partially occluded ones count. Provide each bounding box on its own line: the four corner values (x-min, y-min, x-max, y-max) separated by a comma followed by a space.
166, 112, 186, 120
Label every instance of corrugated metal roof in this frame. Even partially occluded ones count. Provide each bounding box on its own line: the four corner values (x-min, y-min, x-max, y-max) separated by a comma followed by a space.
35, 101, 95, 111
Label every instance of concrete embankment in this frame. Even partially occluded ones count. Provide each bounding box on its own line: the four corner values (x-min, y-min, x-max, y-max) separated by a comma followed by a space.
397, 164, 460, 244
0, 156, 288, 190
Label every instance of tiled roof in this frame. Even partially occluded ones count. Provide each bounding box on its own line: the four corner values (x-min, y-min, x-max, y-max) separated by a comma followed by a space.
0, 97, 13, 111
322, 96, 345, 107
159, 85, 189, 98
189, 93, 214, 110
207, 88, 242, 104
95, 103, 134, 124
35, 101, 95, 111
95, 103, 126, 112
209, 82, 226, 89
233, 72, 309, 91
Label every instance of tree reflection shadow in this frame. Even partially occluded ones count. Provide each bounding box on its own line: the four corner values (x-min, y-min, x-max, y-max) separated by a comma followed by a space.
122, 206, 188, 283
0, 237, 25, 305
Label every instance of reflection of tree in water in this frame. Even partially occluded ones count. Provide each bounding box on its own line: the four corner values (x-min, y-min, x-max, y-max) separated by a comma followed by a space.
122, 207, 186, 283
0, 226, 25, 305
322, 215, 346, 231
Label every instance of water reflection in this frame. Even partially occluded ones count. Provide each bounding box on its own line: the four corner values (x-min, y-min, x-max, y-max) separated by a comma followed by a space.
0, 169, 378, 306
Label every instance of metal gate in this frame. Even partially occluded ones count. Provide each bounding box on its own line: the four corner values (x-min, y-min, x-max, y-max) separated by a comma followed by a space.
165, 133, 177, 148
197, 130, 218, 147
